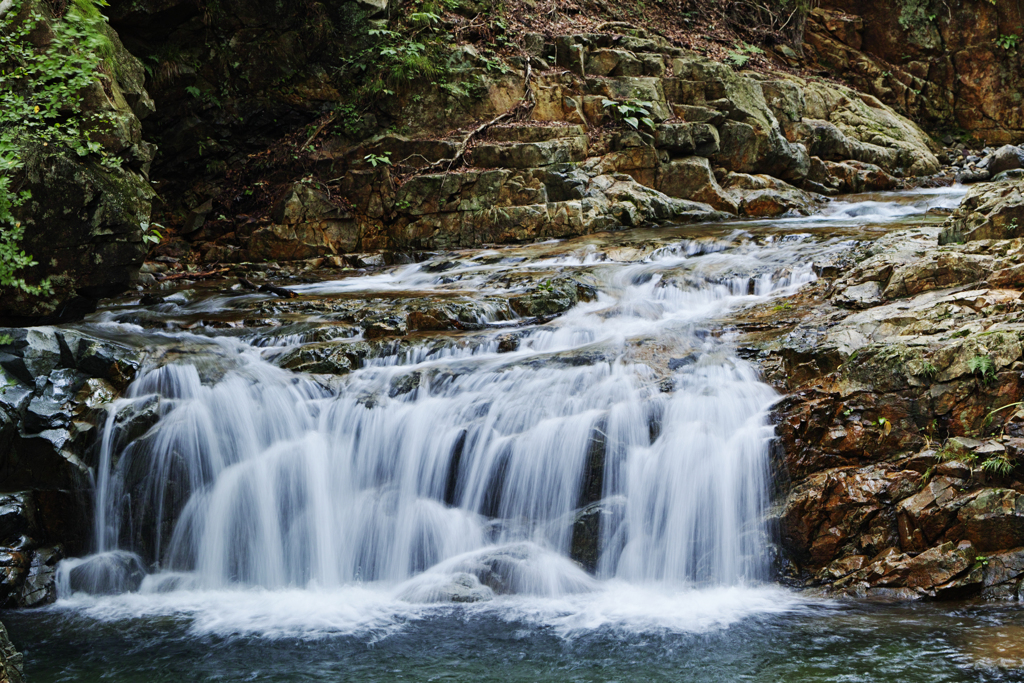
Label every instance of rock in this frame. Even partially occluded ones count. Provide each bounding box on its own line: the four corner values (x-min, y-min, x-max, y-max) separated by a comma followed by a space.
655, 157, 738, 213
276, 343, 357, 375
654, 122, 720, 156
0, 619, 23, 683
0, 1, 156, 324
569, 499, 624, 573
802, 2, 1022, 145
64, 551, 147, 595
823, 160, 898, 193
939, 180, 1024, 244
959, 489, 1024, 552
471, 138, 587, 169
19, 544, 62, 607
400, 572, 495, 603
956, 166, 991, 184
406, 311, 454, 332
981, 145, 1024, 175
180, 199, 213, 236
508, 277, 581, 317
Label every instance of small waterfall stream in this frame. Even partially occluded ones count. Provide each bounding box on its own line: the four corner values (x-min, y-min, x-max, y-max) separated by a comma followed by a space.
52, 188, 963, 638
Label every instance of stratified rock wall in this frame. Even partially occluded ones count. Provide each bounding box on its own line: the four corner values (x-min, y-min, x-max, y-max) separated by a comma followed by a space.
807, 0, 1024, 144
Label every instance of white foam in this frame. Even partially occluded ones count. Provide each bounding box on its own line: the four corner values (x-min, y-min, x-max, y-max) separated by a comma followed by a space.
49, 582, 811, 640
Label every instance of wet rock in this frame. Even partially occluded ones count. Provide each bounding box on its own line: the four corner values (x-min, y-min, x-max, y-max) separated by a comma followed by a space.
509, 277, 582, 317
406, 311, 454, 332
19, 545, 62, 607
569, 498, 624, 573
65, 551, 147, 595
276, 342, 357, 375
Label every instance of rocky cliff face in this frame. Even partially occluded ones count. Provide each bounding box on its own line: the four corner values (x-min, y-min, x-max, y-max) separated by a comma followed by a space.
0, 0, 156, 324
805, 0, 1024, 145
743, 177, 1024, 598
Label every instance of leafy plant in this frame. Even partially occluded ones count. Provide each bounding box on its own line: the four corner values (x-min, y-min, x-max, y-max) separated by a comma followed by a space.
600, 98, 656, 134
727, 42, 763, 67
1, 0, 118, 305
968, 354, 996, 382
981, 456, 1014, 477
364, 152, 392, 167
141, 222, 164, 246
996, 34, 1019, 51
919, 361, 938, 379
1006, 218, 1019, 233
935, 443, 972, 464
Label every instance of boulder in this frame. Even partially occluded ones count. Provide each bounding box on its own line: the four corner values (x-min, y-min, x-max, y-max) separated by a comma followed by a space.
980, 145, 1024, 176
508, 277, 583, 317
959, 490, 1024, 552
939, 180, 1024, 244
655, 157, 738, 213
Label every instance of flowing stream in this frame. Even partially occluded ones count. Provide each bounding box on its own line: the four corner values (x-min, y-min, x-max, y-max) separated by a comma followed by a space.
9, 188, 1018, 682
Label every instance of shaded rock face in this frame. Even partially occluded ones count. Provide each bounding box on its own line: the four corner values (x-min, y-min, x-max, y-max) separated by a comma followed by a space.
118, 17, 944, 264
0, 620, 23, 683
805, 1, 1024, 144
742, 181, 1024, 599
1, 0, 156, 324
0, 327, 142, 606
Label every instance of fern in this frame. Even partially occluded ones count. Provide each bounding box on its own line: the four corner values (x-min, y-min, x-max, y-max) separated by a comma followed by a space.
968, 354, 996, 381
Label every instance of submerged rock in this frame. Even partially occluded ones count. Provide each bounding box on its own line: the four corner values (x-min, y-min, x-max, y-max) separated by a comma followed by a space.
64, 551, 147, 595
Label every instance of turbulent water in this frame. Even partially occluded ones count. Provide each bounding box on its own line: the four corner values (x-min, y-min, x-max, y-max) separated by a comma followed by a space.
10, 188, 1013, 682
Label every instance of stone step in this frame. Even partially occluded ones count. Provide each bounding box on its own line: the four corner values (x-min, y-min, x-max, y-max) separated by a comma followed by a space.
487, 124, 587, 144
470, 137, 588, 169
340, 135, 459, 168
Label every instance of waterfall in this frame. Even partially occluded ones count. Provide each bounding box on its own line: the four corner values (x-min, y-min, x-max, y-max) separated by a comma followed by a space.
61, 232, 815, 599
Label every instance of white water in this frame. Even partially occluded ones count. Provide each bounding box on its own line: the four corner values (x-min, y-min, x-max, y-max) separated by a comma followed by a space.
55, 189, 964, 637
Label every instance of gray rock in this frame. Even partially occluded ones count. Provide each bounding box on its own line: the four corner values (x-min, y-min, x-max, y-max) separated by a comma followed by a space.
980, 144, 1024, 175
66, 551, 147, 595
20, 545, 62, 607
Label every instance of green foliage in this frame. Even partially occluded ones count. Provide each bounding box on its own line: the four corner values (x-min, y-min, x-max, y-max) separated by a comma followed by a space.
1, 0, 121, 299
935, 443, 972, 464
996, 34, 1019, 51
981, 455, 1014, 477
141, 221, 163, 246
726, 42, 763, 68
600, 98, 656, 134
363, 152, 392, 167
919, 361, 938, 379
1007, 218, 1020, 233
968, 354, 996, 382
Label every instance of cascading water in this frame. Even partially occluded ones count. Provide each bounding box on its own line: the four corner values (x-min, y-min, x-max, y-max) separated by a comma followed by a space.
54, 188, 965, 637
64, 240, 803, 601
